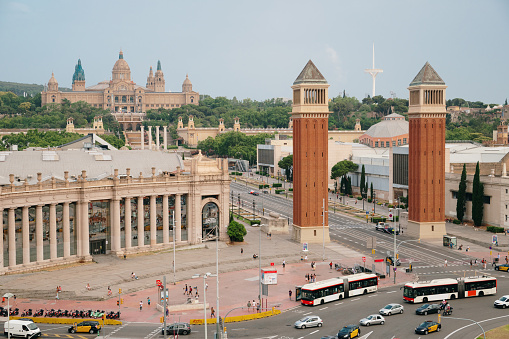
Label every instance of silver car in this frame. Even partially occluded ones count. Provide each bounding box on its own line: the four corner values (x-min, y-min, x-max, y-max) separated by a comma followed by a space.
379, 303, 404, 316
359, 314, 385, 326
294, 315, 323, 329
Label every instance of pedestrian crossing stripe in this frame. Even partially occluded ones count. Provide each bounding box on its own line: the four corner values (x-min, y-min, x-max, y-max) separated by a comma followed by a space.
42, 334, 88, 338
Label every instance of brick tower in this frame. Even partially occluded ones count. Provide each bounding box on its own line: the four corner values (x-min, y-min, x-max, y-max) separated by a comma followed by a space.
407, 62, 447, 239
291, 60, 330, 244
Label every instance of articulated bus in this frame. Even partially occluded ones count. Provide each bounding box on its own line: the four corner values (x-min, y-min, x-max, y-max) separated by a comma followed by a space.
301, 273, 378, 306
403, 276, 497, 303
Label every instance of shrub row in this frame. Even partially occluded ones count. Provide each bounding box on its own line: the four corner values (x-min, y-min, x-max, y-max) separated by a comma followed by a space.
371, 217, 387, 223
289, 188, 293, 192
272, 183, 282, 188
453, 219, 461, 224
275, 189, 285, 194
487, 226, 505, 233
249, 219, 261, 225
230, 172, 243, 176
258, 184, 270, 189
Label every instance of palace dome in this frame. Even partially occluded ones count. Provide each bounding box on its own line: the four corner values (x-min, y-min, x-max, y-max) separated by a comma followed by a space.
183, 74, 192, 85
113, 51, 130, 72
48, 72, 57, 84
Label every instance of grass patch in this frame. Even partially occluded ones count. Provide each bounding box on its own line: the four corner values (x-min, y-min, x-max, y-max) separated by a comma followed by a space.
477, 324, 509, 338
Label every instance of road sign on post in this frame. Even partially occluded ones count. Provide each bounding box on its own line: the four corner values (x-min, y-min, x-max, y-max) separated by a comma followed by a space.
362, 256, 366, 262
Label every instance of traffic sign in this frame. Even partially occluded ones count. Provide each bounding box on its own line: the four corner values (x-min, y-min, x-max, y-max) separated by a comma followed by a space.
374, 258, 384, 262
362, 256, 366, 262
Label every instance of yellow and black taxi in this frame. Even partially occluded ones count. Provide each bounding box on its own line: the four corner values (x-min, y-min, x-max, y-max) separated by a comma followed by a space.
337, 324, 360, 338
68, 321, 101, 334
415, 320, 441, 335
494, 264, 509, 272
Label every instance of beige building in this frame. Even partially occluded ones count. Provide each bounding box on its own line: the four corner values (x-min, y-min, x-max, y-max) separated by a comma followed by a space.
0, 147, 229, 274
41, 51, 199, 129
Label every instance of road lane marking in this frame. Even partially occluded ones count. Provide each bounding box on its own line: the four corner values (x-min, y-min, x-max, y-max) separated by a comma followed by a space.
350, 298, 360, 301
303, 311, 313, 315
335, 302, 344, 305
319, 307, 328, 310
386, 291, 397, 294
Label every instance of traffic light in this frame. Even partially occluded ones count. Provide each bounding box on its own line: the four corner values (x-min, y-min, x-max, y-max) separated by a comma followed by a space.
119, 288, 122, 294
121, 298, 124, 304
371, 249, 375, 255
117, 300, 119, 306
396, 254, 399, 259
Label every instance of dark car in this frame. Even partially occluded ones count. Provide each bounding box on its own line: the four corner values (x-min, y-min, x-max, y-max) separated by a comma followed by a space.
415, 320, 441, 335
494, 264, 509, 272
385, 227, 399, 235
162, 322, 191, 335
385, 256, 401, 266
249, 190, 260, 196
68, 321, 101, 334
337, 324, 360, 338
415, 304, 441, 315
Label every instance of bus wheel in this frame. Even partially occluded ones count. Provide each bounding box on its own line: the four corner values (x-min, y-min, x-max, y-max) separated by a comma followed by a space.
451, 294, 456, 300
479, 291, 484, 297
320, 299, 324, 305
363, 289, 367, 295
423, 297, 428, 303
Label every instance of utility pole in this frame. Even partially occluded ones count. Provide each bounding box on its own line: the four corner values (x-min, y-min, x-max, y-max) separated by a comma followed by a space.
173, 210, 176, 285
216, 214, 220, 339
322, 199, 326, 261
163, 276, 167, 339
394, 224, 397, 284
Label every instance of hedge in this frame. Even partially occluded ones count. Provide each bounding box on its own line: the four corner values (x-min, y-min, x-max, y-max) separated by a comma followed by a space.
371, 217, 387, 223
230, 172, 242, 176
387, 204, 394, 208
357, 196, 362, 200
487, 226, 505, 233
249, 219, 261, 225
272, 183, 282, 188
367, 198, 372, 203
453, 219, 461, 224
289, 188, 293, 192
258, 184, 270, 189
349, 195, 353, 198
275, 189, 285, 194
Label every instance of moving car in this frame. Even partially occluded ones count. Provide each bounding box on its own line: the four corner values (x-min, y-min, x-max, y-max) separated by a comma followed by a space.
249, 190, 260, 196
379, 303, 404, 315
294, 315, 323, 329
415, 303, 441, 315
375, 222, 387, 231
385, 256, 401, 266
359, 314, 385, 326
494, 295, 509, 308
494, 264, 509, 272
68, 321, 101, 334
415, 320, 441, 335
337, 324, 360, 338
161, 322, 191, 335
385, 227, 399, 235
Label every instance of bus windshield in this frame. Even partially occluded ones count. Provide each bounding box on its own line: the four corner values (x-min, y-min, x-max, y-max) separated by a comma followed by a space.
403, 286, 415, 298
300, 290, 316, 300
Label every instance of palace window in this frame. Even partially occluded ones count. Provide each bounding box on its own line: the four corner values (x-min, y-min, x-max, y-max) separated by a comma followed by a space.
375, 142, 379, 147
122, 96, 127, 103
130, 96, 134, 103
392, 140, 396, 146
115, 96, 119, 103
398, 139, 401, 146
403, 138, 407, 144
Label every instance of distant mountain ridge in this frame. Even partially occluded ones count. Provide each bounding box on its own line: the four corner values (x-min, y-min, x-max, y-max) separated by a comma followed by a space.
0, 81, 71, 97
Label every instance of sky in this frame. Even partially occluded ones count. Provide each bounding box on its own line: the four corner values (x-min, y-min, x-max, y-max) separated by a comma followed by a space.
0, 0, 507, 104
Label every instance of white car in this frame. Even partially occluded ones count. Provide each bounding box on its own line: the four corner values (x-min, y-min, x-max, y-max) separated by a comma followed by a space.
359, 314, 385, 326
294, 315, 323, 329
494, 295, 509, 308
379, 303, 404, 316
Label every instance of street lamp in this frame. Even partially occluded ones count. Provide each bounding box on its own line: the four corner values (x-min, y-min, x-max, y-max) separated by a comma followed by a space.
3, 292, 14, 339
258, 224, 264, 314
237, 194, 240, 216
373, 191, 376, 214
192, 273, 215, 339
215, 216, 220, 339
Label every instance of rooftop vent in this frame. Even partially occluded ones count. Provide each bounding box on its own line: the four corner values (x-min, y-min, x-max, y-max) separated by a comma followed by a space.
42, 151, 59, 161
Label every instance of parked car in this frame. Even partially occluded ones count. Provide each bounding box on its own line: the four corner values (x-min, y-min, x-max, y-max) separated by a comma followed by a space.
337, 324, 360, 338
415, 304, 441, 315
161, 322, 191, 335
379, 303, 404, 316
415, 320, 441, 335
359, 314, 385, 326
494, 295, 509, 308
294, 315, 323, 329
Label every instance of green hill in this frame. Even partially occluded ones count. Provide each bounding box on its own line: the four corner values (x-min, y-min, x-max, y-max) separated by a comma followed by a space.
0, 81, 71, 97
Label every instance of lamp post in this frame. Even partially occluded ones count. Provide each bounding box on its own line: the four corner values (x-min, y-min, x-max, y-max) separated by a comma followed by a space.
322, 199, 327, 261
237, 193, 240, 216
373, 191, 376, 214
230, 191, 233, 217
3, 292, 14, 339
192, 273, 213, 339
258, 223, 263, 314
215, 215, 220, 339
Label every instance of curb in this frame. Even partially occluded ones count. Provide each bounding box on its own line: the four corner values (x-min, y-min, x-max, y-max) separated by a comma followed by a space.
189, 308, 281, 325
10, 316, 122, 325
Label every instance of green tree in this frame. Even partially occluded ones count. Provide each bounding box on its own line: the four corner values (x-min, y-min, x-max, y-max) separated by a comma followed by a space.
472, 161, 484, 226
330, 160, 358, 181
370, 182, 374, 200
456, 164, 467, 222
278, 154, 293, 182
227, 220, 247, 242
360, 165, 366, 198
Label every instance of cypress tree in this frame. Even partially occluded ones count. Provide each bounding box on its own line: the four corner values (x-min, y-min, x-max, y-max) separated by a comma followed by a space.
370, 182, 374, 200
348, 176, 352, 195
360, 165, 366, 198
456, 164, 467, 222
472, 161, 484, 226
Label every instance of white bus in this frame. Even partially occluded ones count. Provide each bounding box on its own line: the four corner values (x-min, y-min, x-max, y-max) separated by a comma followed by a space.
301, 273, 378, 306
403, 276, 497, 303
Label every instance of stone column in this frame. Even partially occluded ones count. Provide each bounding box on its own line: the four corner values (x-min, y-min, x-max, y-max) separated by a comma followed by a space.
150, 195, 156, 246
81, 201, 90, 257
125, 198, 132, 249
36, 205, 43, 262
137, 196, 144, 247
148, 126, 152, 151
162, 195, 169, 244
8, 208, 16, 267
22, 206, 30, 264
163, 126, 167, 151
49, 203, 57, 259
140, 126, 145, 150
111, 199, 121, 253
63, 202, 70, 258
175, 194, 182, 242
0, 208, 3, 268
156, 126, 160, 150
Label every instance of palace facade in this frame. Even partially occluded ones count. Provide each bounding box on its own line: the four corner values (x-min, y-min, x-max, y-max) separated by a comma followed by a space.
41, 51, 199, 120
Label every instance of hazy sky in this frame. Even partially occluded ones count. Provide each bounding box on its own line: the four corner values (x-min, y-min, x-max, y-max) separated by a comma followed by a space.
1, 0, 507, 104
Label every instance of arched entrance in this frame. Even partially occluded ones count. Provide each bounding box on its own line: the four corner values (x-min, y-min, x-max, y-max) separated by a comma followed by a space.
202, 202, 218, 241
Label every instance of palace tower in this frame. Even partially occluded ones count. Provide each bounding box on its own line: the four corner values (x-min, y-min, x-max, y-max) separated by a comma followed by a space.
291, 60, 330, 243
407, 62, 447, 239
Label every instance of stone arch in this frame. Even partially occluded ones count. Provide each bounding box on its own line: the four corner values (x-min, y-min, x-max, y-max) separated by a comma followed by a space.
201, 198, 221, 241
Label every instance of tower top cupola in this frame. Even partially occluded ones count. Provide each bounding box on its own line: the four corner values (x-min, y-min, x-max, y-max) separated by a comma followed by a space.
293, 60, 328, 85
291, 60, 330, 114
112, 50, 131, 81
182, 74, 193, 92
157, 60, 162, 71
48, 72, 58, 91
409, 62, 445, 86
408, 62, 447, 114
72, 59, 85, 84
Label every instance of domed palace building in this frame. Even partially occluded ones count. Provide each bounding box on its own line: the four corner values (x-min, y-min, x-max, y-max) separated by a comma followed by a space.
41, 51, 199, 130
358, 113, 409, 148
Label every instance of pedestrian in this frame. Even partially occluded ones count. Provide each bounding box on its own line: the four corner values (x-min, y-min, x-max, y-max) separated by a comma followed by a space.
205, 283, 208, 291
444, 259, 447, 267
289, 289, 292, 300
108, 286, 112, 296
166, 308, 169, 317
189, 286, 192, 296
305, 273, 308, 282
247, 300, 252, 311
475, 258, 477, 265
329, 261, 333, 269
282, 260, 286, 269
13, 294, 16, 305
184, 284, 188, 295
241, 248, 243, 254
211, 307, 215, 318
470, 259, 472, 267
256, 301, 260, 313
505, 256, 508, 264
139, 300, 143, 311
147, 297, 151, 306
86, 283, 91, 291
195, 287, 199, 298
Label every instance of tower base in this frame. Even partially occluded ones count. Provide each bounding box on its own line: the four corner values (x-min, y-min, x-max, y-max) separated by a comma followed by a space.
407, 220, 446, 240
291, 225, 330, 244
